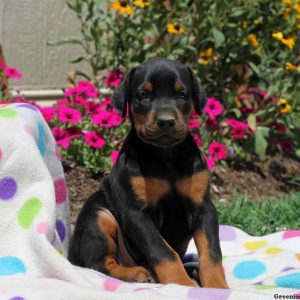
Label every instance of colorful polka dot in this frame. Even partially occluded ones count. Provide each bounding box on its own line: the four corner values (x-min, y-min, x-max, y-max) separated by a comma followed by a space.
0, 109, 17, 118
0, 148, 2, 162
0, 256, 26, 276
56, 219, 65, 242
219, 225, 236, 241
244, 241, 268, 251
233, 260, 266, 279
103, 278, 122, 291
265, 247, 282, 255
54, 178, 67, 204
24, 124, 34, 137
17, 103, 38, 111
187, 287, 231, 299
9, 297, 25, 300
275, 273, 300, 289
17, 197, 42, 229
38, 123, 46, 156
282, 267, 295, 272
254, 285, 277, 290
0, 103, 11, 108
296, 253, 300, 261
37, 222, 50, 235
0, 177, 17, 200
283, 230, 300, 239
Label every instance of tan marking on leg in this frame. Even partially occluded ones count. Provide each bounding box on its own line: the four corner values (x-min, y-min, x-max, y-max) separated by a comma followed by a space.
131, 177, 171, 205
175, 171, 209, 204
193, 231, 228, 288
154, 238, 198, 286
97, 211, 155, 282
175, 81, 183, 91
143, 82, 153, 92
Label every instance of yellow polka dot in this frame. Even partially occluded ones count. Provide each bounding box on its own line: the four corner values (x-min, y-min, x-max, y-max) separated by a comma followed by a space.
296, 253, 300, 261
56, 248, 64, 256
265, 247, 282, 255
244, 241, 268, 250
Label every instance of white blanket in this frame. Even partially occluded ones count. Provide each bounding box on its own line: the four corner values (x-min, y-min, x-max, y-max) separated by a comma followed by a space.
0, 103, 299, 300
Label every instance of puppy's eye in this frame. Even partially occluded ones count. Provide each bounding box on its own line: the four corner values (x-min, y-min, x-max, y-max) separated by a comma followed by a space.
177, 91, 187, 100
137, 90, 150, 101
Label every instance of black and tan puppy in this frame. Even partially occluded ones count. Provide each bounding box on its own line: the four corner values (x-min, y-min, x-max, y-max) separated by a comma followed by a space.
68, 58, 228, 288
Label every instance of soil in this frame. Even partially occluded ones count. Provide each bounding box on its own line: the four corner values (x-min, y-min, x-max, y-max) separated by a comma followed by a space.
64, 155, 300, 226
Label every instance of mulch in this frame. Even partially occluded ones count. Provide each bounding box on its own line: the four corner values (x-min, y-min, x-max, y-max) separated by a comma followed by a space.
64, 155, 300, 225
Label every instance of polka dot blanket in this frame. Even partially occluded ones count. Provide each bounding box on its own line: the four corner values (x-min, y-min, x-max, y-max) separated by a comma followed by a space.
0, 103, 299, 300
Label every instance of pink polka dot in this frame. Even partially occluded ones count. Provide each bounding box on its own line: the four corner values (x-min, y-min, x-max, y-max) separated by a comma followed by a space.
55, 146, 61, 160
283, 230, 300, 239
103, 278, 122, 291
0, 148, 2, 162
37, 222, 50, 235
54, 178, 67, 204
24, 124, 34, 136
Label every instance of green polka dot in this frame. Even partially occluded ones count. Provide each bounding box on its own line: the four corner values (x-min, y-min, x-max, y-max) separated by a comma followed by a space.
254, 285, 277, 290
17, 198, 42, 229
0, 109, 17, 118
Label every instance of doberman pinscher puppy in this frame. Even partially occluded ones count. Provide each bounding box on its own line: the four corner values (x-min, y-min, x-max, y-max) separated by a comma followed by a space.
68, 58, 228, 288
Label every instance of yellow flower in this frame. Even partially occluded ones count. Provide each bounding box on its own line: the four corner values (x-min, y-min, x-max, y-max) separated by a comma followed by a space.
282, 8, 291, 20
235, 97, 242, 108
110, 1, 135, 15
247, 34, 259, 48
198, 48, 214, 65
272, 32, 284, 41
281, 0, 292, 4
133, 0, 150, 8
277, 98, 292, 113
282, 37, 295, 49
242, 21, 248, 29
253, 18, 262, 25
286, 62, 300, 70
293, 4, 300, 13
166, 23, 185, 34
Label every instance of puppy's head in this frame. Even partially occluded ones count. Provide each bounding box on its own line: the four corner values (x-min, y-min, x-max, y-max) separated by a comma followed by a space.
113, 58, 207, 148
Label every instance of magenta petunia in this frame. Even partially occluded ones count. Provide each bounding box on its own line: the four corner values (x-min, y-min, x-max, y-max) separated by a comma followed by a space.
40, 107, 56, 123
104, 70, 123, 87
231, 127, 246, 139
226, 119, 249, 129
84, 132, 106, 149
189, 120, 201, 129
279, 139, 293, 153
64, 81, 98, 99
92, 109, 122, 128
204, 98, 223, 117
52, 127, 70, 149
206, 157, 216, 170
110, 150, 120, 164
192, 133, 202, 148
206, 117, 219, 129
208, 142, 227, 160
5, 66, 22, 79
66, 127, 82, 139
274, 122, 286, 134
58, 106, 82, 124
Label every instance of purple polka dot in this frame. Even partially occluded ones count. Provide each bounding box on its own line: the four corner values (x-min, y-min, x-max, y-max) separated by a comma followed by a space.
253, 281, 263, 285
54, 178, 67, 204
219, 225, 236, 241
17, 104, 38, 111
188, 287, 231, 299
9, 297, 25, 300
56, 219, 66, 242
282, 267, 295, 272
0, 177, 17, 200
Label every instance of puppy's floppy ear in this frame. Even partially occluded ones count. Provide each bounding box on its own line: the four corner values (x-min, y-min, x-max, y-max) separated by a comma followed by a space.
112, 68, 136, 118
187, 67, 207, 115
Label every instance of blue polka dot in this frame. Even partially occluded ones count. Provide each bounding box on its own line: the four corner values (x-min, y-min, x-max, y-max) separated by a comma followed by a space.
0, 256, 26, 276
38, 123, 46, 156
275, 273, 300, 289
233, 260, 266, 279
17, 104, 38, 111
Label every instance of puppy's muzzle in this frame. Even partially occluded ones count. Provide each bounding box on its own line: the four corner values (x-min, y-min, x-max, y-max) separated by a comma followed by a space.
156, 115, 176, 132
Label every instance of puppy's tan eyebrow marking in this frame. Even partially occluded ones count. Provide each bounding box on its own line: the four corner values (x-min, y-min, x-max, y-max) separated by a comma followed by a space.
175, 81, 183, 91
143, 82, 153, 92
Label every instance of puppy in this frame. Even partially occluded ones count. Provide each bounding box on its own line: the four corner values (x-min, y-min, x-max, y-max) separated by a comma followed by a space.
68, 58, 228, 288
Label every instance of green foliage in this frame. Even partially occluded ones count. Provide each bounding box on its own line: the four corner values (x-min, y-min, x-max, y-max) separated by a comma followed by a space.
216, 193, 300, 235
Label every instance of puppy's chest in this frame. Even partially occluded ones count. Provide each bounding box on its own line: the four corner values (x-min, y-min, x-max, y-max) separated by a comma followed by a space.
130, 170, 209, 206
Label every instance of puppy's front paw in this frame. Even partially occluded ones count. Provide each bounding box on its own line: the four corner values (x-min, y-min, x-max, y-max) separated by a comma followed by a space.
126, 266, 156, 283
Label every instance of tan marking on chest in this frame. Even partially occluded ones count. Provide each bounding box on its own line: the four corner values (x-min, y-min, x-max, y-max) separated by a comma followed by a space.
131, 177, 171, 205
175, 171, 209, 203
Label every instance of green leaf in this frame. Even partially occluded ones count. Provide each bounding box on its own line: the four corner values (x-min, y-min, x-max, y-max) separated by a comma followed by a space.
70, 56, 85, 64
47, 38, 83, 46
247, 114, 256, 131
248, 61, 261, 76
212, 28, 225, 48
255, 126, 270, 160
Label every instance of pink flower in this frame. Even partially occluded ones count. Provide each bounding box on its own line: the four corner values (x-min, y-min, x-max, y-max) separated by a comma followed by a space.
208, 142, 227, 160
192, 133, 202, 148
40, 107, 56, 123
226, 119, 249, 129
189, 120, 201, 129
204, 98, 223, 117
111, 150, 120, 164
274, 122, 286, 134
206, 157, 216, 170
84, 132, 106, 149
58, 106, 82, 124
66, 127, 82, 139
64, 81, 98, 99
104, 70, 123, 87
206, 117, 219, 129
92, 109, 122, 128
231, 127, 246, 139
99, 96, 112, 108
5, 67, 22, 79
52, 127, 70, 149
279, 140, 293, 153
86, 101, 101, 114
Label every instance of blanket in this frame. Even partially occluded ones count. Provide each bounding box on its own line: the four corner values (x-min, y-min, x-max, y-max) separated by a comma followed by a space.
0, 102, 299, 300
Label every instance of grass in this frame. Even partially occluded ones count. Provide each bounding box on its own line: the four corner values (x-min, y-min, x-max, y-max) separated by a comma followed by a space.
216, 193, 300, 236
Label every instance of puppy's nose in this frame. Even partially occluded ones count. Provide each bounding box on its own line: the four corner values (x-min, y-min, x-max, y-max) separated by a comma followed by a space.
157, 116, 176, 129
